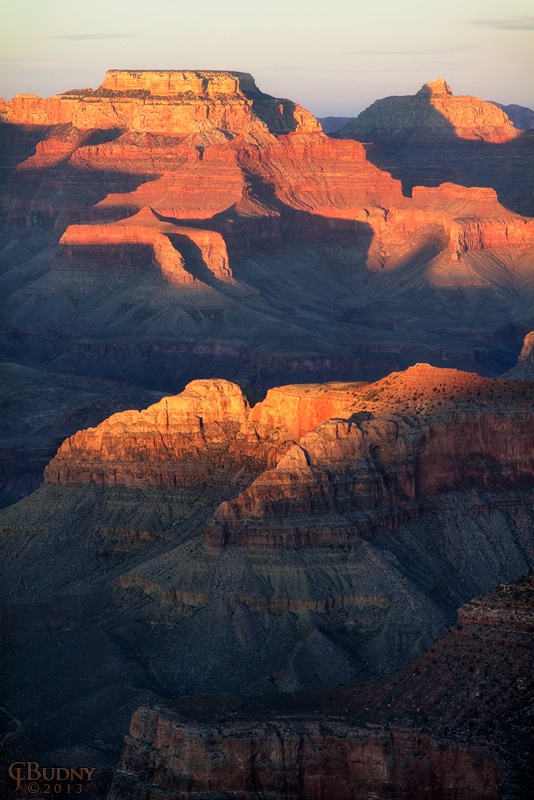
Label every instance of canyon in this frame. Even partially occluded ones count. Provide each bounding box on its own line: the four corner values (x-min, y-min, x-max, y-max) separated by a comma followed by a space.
0, 70, 533, 799
2, 71, 534, 506
109, 574, 534, 800
1, 368, 533, 798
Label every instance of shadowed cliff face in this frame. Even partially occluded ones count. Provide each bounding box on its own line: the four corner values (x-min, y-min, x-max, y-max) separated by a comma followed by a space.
339, 79, 534, 216
1, 368, 533, 792
1, 72, 533, 395
108, 576, 534, 800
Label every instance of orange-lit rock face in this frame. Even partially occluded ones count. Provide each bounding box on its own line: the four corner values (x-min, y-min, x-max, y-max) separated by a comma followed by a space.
207, 365, 534, 548
2, 71, 532, 271
44, 379, 367, 489
0, 70, 321, 136
343, 78, 519, 144
45, 367, 534, 549
59, 208, 233, 283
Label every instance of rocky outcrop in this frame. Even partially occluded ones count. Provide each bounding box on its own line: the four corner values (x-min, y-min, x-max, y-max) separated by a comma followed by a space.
110, 709, 500, 800
206, 365, 534, 549
0, 71, 321, 137
44, 379, 367, 489
503, 331, 534, 380
108, 576, 534, 800
342, 79, 519, 144
58, 208, 233, 283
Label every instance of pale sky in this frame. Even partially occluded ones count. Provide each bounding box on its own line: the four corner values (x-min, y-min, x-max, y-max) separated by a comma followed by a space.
1, 0, 533, 116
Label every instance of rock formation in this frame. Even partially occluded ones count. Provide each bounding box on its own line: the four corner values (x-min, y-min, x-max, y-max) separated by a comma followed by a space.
503, 331, 534, 380
44, 378, 367, 487
0, 70, 320, 137
2, 70, 533, 411
109, 575, 534, 800
1, 368, 533, 795
206, 364, 534, 549
340, 79, 534, 217
342, 78, 519, 144
1, 70, 534, 800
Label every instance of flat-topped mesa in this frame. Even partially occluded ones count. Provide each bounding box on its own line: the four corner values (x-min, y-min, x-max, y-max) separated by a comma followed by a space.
0, 69, 322, 136
99, 69, 258, 97
206, 365, 534, 549
341, 78, 519, 143
43, 379, 365, 489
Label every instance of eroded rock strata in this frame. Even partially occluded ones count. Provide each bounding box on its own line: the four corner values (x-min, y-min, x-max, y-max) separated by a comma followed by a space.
340, 79, 534, 217
2, 70, 533, 405
1, 369, 533, 796
109, 576, 534, 800
205, 364, 534, 548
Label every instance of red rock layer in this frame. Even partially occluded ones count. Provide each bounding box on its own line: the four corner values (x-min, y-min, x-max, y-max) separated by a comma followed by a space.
58, 208, 233, 283
206, 365, 534, 548
342, 78, 519, 144
44, 379, 366, 489
3, 72, 533, 269
0, 71, 320, 136
110, 708, 499, 800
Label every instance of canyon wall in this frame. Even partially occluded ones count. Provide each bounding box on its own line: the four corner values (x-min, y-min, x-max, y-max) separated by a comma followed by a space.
109, 576, 534, 800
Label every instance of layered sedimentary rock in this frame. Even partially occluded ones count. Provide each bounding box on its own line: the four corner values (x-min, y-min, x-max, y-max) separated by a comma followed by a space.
2, 70, 534, 402
206, 364, 534, 548
342, 78, 519, 144
2, 369, 534, 791
110, 710, 500, 800
109, 576, 534, 800
0, 70, 320, 136
340, 79, 534, 217
58, 208, 233, 283
44, 379, 367, 488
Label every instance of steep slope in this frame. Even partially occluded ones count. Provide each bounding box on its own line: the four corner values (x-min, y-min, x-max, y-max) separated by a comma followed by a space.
109, 575, 534, 800
340, 79, 534, 217
1, 369, 533, 790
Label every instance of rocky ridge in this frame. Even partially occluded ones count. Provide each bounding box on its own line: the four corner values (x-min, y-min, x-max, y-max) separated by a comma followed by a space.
206, 364, 534, 549
1, 368, 534, 794
109, 575, 534, 800
340, 79, 534, 217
